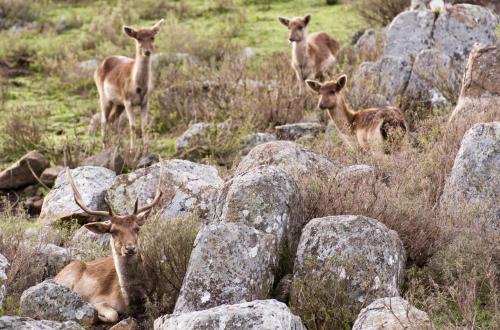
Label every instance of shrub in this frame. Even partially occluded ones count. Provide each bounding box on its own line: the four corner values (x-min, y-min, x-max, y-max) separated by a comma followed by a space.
0, 0, 41, 29
353, 0, 410, 26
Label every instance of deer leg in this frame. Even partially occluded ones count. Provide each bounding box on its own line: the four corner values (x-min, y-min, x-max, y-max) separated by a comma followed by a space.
295, 70, 305, 95
140, 102, 150, 151
124, 101, 136, 151
93, 302, 119, 323
100, 99, 113, 148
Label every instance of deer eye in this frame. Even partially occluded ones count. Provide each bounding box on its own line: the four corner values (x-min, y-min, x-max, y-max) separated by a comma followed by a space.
109, 229, 117, 236
151, 37, 155, 41
330, 90, 336, 95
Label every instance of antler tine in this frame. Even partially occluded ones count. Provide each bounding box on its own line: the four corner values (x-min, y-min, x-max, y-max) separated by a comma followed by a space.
66, 167, 110, 217
137, 156, 163, 214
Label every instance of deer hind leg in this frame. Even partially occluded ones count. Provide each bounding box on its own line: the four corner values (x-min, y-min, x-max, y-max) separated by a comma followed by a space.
94, 302, 119, 323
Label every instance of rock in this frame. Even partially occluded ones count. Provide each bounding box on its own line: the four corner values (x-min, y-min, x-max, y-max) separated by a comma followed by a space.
107, 159, 223, 223
350, 62, 391, 110
450, 45, 500, 122
240, 132, 277, 156
275, 122, 324, 141
0, 316, 84, 330
174, 123, 228, 159
354, 29, 384, 62
37, 243, 71, 278
77, 59, 99, 75
352, 297, 433, 330
0, 253, 8, 309
66, 224, 110, 259
214, 166, 304, 257
157, 299, 306, 330
20, 280, 97, 324
26, 195, 44, 216
109, 317, 139, 330
81, 147, 125, 174
274, 274, 292, 303
336, 164, 375, 186
410, 0, 429, 10
136, 154, 160, 169
441, 122, 499, 231
291, 215, 406, 308
40, 166, 65, 187
241, 47, 256, 60
0, 151, 48, 190
377, 56, 413, 103
174, 223, 277, 313
39, 166, 116, 223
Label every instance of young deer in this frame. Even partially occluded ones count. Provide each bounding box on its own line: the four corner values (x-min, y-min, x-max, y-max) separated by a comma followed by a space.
278, 14, 339, 94
95, 19, 164, 150
306, 75, 407, 154
54, 164, 163, 323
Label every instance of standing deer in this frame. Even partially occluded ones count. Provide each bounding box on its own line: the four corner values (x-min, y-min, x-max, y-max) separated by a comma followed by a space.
306, 75, 407, 154
95, 19, 164, 150
278, 14, 339, 94
54, 164, 163, 323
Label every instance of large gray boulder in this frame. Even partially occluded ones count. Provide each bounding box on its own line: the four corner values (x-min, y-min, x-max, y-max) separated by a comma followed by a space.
214, 166, 304, 257
0, 151, 48, 190
352, 297, 433, 330
275, 123, 324, 141
441, 122, 499, 230
354, 29, 384, 62
175, 123, 228, 159
20, 280, 97, 324
39, 166, 116, 223
0, 253, 8, 309
240, 132, 277, 155
291, 216, 406, 308
106, 159, 222, 223
0, 316, 84, 330
449, 44, 500, 122
80, 147, 124, 174
156, 299, 306, 330
37, 243, 71, 278
66, 224, 110, 259
174, 223, 278, 313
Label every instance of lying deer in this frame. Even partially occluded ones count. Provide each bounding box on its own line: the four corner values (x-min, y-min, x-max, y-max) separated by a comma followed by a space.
54, 164, 163, 323
306, 75, 407, 154
278, 14, 339, 94
95, 19, 164, 150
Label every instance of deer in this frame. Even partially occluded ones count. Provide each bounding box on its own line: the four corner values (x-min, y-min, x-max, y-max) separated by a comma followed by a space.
306, 74, 407, 155
94, 19, 164, 151
278, 14, 339, 94
54, 163, 163, 323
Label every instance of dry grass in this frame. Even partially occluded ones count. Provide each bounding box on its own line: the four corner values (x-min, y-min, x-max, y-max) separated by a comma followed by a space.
353, 0, 410, 26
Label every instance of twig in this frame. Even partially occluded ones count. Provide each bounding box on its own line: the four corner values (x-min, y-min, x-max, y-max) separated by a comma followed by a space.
26, 160, 50, 190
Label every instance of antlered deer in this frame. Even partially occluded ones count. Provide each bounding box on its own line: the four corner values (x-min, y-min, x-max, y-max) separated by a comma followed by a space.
95, 19, 164, 150
306, 75, 407, 154
278, 14, 339, 94
54, 164, 163, 323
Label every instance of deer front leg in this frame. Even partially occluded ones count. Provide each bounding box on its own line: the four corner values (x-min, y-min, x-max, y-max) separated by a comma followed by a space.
100, 98, 113, 148
124, 100, 137, 151
140, 101, 150, 151
294, 69, 305, 95
93, 302, 119, 323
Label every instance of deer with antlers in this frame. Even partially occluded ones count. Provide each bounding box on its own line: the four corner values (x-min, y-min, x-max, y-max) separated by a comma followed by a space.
306, 74, 407, 155
95, 19, 164, 150
54, 162, 163, 323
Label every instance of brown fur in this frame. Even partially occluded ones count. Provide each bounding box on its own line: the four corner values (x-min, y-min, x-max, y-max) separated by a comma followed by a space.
278, 14, 339, 94
306, 75, 407, 154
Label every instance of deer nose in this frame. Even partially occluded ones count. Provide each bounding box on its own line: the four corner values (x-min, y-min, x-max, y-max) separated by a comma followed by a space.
145, 50, 151, 56
124, 245, 137, 255
318, 103, 327, 110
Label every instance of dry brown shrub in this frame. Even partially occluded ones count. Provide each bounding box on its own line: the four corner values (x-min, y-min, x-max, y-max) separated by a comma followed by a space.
353, 0, 410, 27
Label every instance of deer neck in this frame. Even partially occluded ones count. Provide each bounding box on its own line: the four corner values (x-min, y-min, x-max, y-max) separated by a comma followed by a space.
328, 93, 356, 136
111, 242, 146, 314
132, 48, 152, 96
292, 33, 308, 69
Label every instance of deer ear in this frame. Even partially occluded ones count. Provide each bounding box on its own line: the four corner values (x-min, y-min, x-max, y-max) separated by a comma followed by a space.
306, 79, 322, 93
123, 26, 137, 38
152, 19, 164, 34
303, 14, 311, 26
278, 16, 290, 27
136, 210, 152, 226
336, 74, 347, 91
84, 222, 111, 235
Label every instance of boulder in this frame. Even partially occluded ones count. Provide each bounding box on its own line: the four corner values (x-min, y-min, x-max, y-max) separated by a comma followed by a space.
77, 59, 99, 75
66, 224, 110, 259
450, 45, 500, 122
0, 316, 84, 330
0, 151, 48, 190
40, 166, 65, 187
109, 317, 139, 330
37, 243, 71, 278
352, 297, 433, 330
354, 29, 384, 62
377, 56, 413, 103
275, 123, 324, 141
156, 299, 306, 330
175, 123, 227, 158
26, 196, 44, 215
81, 147, 124, 174
291, 215, 406, 308
174, 223, 277, 313
0, 253, 8, 309
20, 280, 97, 324
214, 166, 304, 257
107, 159, 222, 222
136, 154, 160, 169
440, 122, 499, 230
240, 132, 277, 155
39, 166, 116, 223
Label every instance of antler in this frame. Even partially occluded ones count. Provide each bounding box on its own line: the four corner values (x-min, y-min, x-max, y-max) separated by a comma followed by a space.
135, 156, 163, 214
66, 168, 111, 217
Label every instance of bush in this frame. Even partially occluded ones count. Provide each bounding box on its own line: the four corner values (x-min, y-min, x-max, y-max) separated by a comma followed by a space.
353, 0, 410, 26
0, 0, 41, 29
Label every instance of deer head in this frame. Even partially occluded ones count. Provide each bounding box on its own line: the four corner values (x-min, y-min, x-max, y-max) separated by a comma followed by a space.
123, 19, 164, 57
278, 14, 311, 43
306, 74, 347, 110
66, 161, 163, 257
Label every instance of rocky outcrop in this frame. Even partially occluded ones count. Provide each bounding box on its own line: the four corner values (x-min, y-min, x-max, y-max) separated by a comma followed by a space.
449, 44, 500, 122
20, 280, 97, 324
275, 123, 324, 141
240, 132, 277, 155
157, 300, 306, 330
354, 29, 384, 62
0, 151, 48, 190
352, 297, 433, 330
81, 147, 124, 174
441, 122, 499, 230
174, 223, 277, 313
39, 166, 116, 223
0, 254, 8, 309
106, 159, 222, 222
37, 243, 71, 278
291, 216, 406, 308
174, 123, 228, 159
0, 316, 84, 330
214, 166, 304, 257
